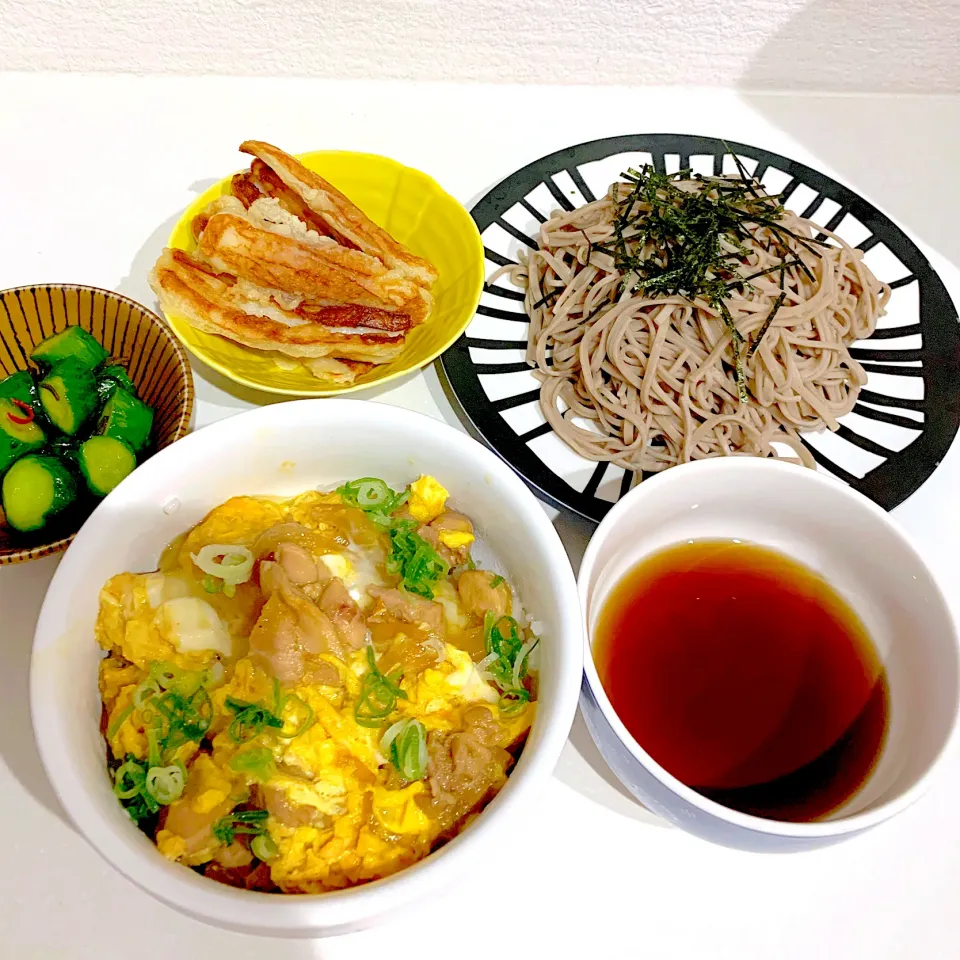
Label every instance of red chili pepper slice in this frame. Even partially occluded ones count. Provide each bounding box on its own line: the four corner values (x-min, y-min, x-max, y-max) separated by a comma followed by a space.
6, 398, 35, 426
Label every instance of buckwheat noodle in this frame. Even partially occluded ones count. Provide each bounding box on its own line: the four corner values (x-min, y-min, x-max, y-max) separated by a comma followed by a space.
494, 179, 890, 475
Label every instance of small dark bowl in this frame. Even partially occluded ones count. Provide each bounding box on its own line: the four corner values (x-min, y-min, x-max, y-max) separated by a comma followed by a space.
0, 284, 194, 564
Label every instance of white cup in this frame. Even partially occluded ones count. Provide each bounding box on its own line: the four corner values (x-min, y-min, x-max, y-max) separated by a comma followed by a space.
579, 458, 960, 851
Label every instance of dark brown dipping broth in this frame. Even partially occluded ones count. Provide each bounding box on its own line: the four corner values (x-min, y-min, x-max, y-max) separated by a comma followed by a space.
593, 540, 888, 822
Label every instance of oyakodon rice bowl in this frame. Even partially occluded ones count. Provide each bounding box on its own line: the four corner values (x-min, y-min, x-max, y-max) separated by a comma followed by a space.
30, 400, 582, 937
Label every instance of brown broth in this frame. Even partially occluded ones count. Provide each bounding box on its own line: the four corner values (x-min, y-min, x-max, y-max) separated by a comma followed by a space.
593, 540, 888, 822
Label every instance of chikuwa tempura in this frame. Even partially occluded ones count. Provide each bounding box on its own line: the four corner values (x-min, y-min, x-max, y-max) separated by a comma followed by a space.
96, 476, 537, 892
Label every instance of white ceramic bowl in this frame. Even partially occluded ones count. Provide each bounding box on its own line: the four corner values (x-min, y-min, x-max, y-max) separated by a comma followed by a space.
30, 400, 582, 936
579, 458, 960, 852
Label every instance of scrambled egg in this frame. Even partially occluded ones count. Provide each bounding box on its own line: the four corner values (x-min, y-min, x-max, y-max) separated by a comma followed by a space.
408, 475, 449, 523
96, 478, 537, 894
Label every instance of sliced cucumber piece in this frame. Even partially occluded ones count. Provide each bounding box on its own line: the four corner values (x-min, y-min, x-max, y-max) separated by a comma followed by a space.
0, 398, 46, 473
97, 387, 154, 454
1, 454, 77, 532
31, 326, 108, 370
76, 436, 136, 496
38, 358, 99, 436
0, 370, 38, 407
96, 364, 137, 404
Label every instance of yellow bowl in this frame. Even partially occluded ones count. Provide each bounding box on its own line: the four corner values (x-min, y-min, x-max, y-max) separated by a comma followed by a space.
164, 150, 485, 396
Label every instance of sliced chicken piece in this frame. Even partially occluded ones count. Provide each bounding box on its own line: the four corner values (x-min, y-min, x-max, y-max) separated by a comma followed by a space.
318, 577, 367, 650
261, 784, 327, 828
275, 542, 319, 585
368, 585, 443, 632
250, 562, 343, 683
456, 570, 512, 618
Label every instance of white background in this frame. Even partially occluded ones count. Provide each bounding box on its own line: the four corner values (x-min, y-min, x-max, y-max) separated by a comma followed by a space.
1, 74, 960, 958
2, 0, 960, 93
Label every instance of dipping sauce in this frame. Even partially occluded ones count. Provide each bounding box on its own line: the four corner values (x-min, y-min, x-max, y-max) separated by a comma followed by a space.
593, 540, 888, 822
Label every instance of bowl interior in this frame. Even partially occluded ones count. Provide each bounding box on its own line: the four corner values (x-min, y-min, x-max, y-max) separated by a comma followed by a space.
30, 400, 581, 935
0, 284, 194, 564
579, 459, 959, 834
164, 150, 485, 396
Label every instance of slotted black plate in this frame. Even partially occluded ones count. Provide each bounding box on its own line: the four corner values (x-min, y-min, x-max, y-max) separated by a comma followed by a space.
439, 134, 960, 522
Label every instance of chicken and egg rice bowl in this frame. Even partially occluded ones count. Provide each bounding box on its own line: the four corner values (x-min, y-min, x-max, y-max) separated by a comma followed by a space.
96, 475, 538, 893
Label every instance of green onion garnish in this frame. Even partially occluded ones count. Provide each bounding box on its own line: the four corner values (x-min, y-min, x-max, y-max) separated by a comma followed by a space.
385, 521, 449, 599
479, 614, 537, 712
276, 693, 315, 740
337, 477, 409, 527
149, 662, 182, 688
113, 759, 146, 800
380, 718, 428, 781
225, 697, 284, 744
192, 544, 254, 586
106, 702, 135, 739
251, 834, 279, 862
112, 755, 185, 820
498, 689, 531, 717
229, 746, 276, 782
490, 575, 505, 588
133, 678, 161, 712
212, 809, 269, 845
354, 645, 408, 728
144, 764, 186, 805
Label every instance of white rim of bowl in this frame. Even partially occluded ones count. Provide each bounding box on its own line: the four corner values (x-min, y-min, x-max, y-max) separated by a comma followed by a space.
578, 457, 960, 839
30, 399, 584, 931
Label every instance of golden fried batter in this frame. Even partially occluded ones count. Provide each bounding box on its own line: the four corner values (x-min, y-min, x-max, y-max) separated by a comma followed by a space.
151, 140, 438, 384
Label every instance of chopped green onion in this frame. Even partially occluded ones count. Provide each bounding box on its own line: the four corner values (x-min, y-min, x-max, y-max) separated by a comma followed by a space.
113, 759, 146, 799
155, 686, 213, 744
379, 719, 408, 754
229, 746, 276, 782
133, 678, 161, 712
481, 614, 536, 701
498, 689, 531, 717
354, 645, 408, 728
149, 662, 183, 689
144, 764, 186, 804
223, 583, 236, 599
226, 697, 284, 744
511, 636, 540, 689
146, 726, 162, 769
106, 702, 134, 739
251, 834, 279, 862
112, 754, 185, 820
212, 809, 269, 845
192, 544, 254, 586
276, 694, 315, 740
338, 477, 406, 514
355, 479, 391, 507
386, 522, 449, 599
202, 575, 221, 594
490, 575, 505, 588
386, 719, 428, 781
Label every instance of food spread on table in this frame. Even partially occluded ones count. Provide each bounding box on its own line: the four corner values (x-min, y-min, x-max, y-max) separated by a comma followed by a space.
0, 326, 154, 534
149, 141, 439, 385
96, 475, 538, 892
5, 128, 956, 931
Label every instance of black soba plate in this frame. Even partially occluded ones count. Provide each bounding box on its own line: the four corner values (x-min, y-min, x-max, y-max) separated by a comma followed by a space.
439, 134, 960, 522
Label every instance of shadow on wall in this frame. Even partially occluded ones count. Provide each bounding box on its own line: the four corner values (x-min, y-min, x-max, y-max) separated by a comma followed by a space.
738, 0, 960, 270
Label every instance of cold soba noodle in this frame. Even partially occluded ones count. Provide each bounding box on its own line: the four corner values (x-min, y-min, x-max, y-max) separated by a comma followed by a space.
495, 166, 890, 472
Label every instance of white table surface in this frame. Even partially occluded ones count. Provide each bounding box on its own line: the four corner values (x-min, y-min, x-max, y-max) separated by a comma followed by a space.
2, 74, 960, 959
